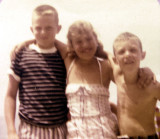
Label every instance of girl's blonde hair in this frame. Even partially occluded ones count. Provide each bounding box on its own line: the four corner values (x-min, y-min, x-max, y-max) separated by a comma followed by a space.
67, 20, 107, 58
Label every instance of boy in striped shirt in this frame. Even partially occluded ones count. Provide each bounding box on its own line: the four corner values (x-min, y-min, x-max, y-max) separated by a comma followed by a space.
4, 4, 68, 139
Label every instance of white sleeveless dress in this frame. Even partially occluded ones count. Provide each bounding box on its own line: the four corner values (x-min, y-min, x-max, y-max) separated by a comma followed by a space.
66, 58, 118, 139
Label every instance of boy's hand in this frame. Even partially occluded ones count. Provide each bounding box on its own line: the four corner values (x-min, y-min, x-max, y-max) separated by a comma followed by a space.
8, 132, 19, 139
137, 67, 156, 88
10, 39, 35, 61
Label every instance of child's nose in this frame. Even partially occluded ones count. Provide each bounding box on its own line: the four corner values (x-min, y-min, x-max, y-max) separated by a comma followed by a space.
125, 51, 130, 57
41, 29, 46, 35
82, 41, 88, 48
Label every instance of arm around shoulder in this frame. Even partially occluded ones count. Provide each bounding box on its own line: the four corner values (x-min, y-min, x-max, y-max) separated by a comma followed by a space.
10, 39, 35, 61
54, 39, 68, 59
154, 81, 160, 100
107, 52, 117, 70
107, 53, 122, 83
137, 67, 156, 88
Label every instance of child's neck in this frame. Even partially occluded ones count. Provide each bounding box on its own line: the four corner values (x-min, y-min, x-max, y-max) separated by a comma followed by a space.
76, 57, 95, 65
31, 43, 56, 53
37, 43, 54, 50
123, 69, 139, 85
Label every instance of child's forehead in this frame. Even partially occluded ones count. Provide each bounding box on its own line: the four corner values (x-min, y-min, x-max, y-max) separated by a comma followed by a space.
114, 39, 140, 48
32, 11, 58, 21
33, 12, 56, 19
71, 31, 94, 39
32, 13, 58, 24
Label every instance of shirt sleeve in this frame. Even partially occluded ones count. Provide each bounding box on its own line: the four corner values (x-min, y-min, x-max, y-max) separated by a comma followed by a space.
8, 51, 22, 82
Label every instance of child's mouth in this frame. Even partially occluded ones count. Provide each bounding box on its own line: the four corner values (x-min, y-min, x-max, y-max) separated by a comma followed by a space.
124, 59, 134, 64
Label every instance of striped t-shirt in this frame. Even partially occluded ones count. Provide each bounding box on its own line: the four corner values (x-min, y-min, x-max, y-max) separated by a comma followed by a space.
10, 44, 68, 127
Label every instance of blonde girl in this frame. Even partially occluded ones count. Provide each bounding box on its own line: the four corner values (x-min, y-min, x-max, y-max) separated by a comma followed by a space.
56, 20, 119, 139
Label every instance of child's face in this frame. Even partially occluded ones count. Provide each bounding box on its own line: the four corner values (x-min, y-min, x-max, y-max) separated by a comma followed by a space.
71, 32, 98, 60
31, 14, 61, 49
114, 40, 145, 73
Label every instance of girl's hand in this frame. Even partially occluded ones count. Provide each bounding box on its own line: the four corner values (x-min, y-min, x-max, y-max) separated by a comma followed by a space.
10, 39, 35, 61
137, 67, 156, 88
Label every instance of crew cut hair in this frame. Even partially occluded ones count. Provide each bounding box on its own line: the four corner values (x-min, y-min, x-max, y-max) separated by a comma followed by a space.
113, 32, 143, 54
32, 4, 59, 24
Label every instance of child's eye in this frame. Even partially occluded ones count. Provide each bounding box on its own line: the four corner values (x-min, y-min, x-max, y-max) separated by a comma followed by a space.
36, 27, 41, 31
130, 48, 137, 53
46, 27, 52, 31
118, 49, 125, 55
76, 40, 82, 44
86, 37, 92, 41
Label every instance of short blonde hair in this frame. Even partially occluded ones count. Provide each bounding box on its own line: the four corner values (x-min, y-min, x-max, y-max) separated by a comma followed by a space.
32, 4, 59, 24
67, 20, 106, 58
113, 32, 143, 54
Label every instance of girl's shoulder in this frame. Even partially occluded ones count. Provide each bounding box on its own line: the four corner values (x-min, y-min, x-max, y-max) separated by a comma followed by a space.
96, 57, 113, 86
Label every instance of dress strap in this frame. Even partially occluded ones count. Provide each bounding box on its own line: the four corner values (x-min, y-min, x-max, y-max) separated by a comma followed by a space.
97, 58, 103, 85
66, 57, 103, 85
66, 59, 76, 84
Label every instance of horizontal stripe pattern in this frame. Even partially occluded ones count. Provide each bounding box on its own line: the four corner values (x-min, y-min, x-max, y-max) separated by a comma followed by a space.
11, 47, 68, 127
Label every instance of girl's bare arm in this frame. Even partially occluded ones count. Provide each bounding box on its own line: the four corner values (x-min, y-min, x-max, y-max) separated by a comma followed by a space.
54, 39, 68, 59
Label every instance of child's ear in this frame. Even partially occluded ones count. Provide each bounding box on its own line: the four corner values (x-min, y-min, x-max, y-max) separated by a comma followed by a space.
30, 26, 33, 33
141, 51, 146, 60
57, 25, 62, 34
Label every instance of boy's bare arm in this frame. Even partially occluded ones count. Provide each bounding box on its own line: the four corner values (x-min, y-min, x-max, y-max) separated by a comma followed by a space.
4, 75, 19, 139
107, 52, 155, 88
154, 81, 160, 100
107, 52, 122, 83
